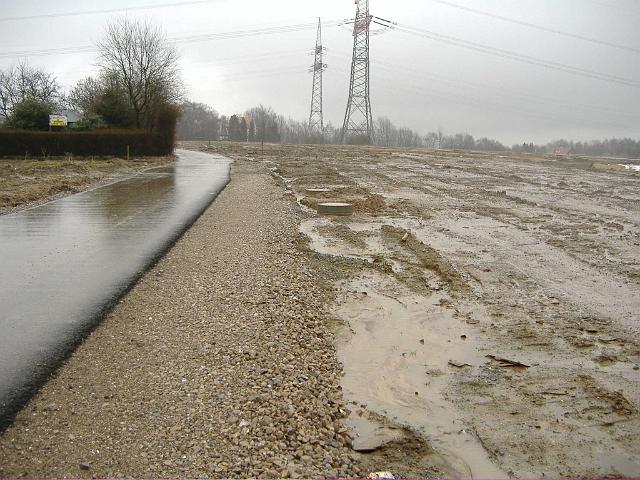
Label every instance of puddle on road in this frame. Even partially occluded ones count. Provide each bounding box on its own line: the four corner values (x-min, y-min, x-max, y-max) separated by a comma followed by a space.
300, 216, 504, 478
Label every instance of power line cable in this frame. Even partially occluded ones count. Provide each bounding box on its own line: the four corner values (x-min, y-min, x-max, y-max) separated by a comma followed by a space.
372, 68, 635, 130
170, 21, 342, 44
430, 0, 639, 53
329, 49, 640, 120
181, 49, 309, 68
371, 74, 635, 131
0, 0, 230, 23
366, 54, 640, 120
0, 21, 341, 59
385, 22, 640, 88
52, 48, 309, 78
328, 63, 636, 131
583, 0, 640, 19
187, 65, 308, 83
0, 45, 97, 59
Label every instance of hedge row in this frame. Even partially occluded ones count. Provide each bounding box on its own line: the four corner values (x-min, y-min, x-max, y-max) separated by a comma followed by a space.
0, 129, 174, 157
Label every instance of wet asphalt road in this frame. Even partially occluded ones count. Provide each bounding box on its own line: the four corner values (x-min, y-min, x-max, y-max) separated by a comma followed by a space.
0, 149, 230, 429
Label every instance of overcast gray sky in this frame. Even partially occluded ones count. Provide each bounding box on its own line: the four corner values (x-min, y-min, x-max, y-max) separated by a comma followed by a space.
1, 0, 638, 144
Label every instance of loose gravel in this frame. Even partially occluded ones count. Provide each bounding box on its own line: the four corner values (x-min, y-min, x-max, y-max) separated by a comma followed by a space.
0, 161, 360, 478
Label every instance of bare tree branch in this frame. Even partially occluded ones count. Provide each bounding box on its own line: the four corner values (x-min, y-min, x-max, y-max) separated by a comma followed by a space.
0, 61, 61, 122
97, 17, 184, 129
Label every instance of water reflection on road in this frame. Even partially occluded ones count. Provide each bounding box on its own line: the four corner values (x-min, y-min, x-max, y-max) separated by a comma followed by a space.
0, 149, 230, 428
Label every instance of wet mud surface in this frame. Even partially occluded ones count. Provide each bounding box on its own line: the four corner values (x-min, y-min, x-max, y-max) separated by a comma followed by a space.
204, 142, 639, 478
0, 150, 230, 429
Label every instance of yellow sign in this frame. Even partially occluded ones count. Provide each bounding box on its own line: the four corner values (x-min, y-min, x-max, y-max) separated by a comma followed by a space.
49, 115, 67, 127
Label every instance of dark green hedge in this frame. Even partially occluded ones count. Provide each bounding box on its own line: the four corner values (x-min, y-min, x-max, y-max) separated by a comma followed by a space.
0, 129, 174, 157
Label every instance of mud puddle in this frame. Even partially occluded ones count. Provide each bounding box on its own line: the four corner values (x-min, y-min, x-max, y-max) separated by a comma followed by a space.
300, 216, 504, 477
335, 272, 504, 478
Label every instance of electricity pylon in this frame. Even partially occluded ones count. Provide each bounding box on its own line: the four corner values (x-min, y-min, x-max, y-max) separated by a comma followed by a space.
309, 18, 326, 134
342, 0, 374, 144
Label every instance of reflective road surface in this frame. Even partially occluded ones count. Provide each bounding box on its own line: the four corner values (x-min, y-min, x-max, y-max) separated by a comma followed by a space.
0, 149, 230, 428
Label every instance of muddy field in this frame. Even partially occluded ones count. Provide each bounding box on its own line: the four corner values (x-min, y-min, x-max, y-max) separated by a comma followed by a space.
192, 141, 640, 478
0, 156, 174, 215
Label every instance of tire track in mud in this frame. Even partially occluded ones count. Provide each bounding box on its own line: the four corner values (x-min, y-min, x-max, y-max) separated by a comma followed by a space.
357, 156, 640, 286
380, 226, 470, 298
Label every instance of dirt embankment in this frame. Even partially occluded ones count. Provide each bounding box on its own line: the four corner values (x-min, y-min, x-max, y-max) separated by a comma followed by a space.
0, 156, 174, 215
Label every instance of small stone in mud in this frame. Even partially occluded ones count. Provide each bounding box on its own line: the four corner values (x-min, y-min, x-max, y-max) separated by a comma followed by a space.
460, 335, 467, 340
419, 339, 425, 344
79, 462, 90, 471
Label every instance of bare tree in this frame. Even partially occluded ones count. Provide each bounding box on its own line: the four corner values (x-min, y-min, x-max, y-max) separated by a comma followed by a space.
373, 117, 424, 148
424, 132, 439, 148
376, 117, 395, 147
176, 101, 220, 140
245, 105, 281, 142
397, 127, 423, 147
436, 128, 444, 149
67, 76, 103, 115
0, 61, 61, 122
97, 17, 183, 129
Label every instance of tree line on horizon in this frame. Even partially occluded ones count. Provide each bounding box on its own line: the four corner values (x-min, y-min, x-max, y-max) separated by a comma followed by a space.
176, 102, 640, 158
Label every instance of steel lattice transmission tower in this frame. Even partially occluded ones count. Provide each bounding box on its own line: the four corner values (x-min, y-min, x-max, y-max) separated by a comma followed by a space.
309, 18, 327, 133
342, 0, 374, 144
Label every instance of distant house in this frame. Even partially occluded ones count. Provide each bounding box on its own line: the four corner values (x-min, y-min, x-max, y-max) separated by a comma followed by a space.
551, 146, 571, 156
